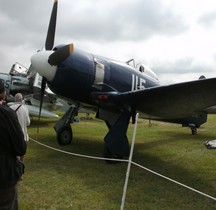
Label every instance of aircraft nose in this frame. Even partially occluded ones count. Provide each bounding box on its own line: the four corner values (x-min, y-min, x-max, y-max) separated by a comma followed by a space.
31, 51, 57, 82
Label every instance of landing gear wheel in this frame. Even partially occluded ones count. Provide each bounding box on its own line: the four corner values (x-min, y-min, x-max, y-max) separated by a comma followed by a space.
57, 126, 73, 145
191, 127, 197, 135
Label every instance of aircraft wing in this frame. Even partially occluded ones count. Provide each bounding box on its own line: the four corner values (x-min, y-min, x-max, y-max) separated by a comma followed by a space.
8, 102, 58, 118
25, 104, 58, 118
92, 77, 216, 119
203, 105, 216, 114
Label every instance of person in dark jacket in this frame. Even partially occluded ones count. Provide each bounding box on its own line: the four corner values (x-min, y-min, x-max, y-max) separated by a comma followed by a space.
0, 81, 26, 210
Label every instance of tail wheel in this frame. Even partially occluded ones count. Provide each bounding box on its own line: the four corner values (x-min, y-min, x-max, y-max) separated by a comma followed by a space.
57, 126, 73, 145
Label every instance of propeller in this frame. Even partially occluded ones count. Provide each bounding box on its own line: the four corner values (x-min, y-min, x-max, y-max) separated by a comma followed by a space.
33, 0, 74, 138
37, 0, 58, 137
45, 0, 58, 51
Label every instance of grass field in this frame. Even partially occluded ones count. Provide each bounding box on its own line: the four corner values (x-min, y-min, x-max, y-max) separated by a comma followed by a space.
18, 114, 216, 209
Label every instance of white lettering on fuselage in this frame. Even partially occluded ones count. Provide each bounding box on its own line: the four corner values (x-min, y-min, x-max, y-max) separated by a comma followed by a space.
131, 74, 146, 91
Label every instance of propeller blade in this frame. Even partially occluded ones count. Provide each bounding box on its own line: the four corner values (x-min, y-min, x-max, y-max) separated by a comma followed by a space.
37, 76, 47, 137
39, 77, 47, 120
45, 0, 58, 50
48, 44, 74, 66
36, 0, 58, 139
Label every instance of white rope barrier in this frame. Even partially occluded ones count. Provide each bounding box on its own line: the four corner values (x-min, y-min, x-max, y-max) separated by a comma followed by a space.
121, 113, 139, 210
132, 161, 216, 201
29, 137, 128, 163
29, 130, 216, 204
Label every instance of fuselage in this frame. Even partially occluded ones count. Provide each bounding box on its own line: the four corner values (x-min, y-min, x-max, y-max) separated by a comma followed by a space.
0, 73, 32, 97
48, 48, 160, 106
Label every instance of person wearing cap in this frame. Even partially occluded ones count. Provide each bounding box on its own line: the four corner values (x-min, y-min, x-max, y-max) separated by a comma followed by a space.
11, 93, 30, 162
0, 81, 26, 209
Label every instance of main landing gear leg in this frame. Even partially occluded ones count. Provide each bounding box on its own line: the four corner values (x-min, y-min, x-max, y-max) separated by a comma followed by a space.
54, 106, 79, 145
103, 109, 131, 162
188, 124, 197, 135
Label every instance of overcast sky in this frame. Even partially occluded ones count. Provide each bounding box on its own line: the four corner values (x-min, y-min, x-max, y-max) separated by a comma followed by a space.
1, 0, 216, 84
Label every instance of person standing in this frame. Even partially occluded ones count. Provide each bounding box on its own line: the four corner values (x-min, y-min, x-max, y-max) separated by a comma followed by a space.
0, 81, 26, 210
11, 93, 30, 142
10, 93, 30, 162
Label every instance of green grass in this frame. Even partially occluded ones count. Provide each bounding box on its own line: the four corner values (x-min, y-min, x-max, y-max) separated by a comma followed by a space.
19, 114, 216, 209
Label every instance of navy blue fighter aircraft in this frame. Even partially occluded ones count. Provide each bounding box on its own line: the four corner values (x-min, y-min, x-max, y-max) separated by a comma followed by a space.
31, 0, 216, 159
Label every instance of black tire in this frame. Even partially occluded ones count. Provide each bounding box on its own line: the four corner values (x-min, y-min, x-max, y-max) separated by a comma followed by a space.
191, 128, 197, 135
57, 126, 73, 145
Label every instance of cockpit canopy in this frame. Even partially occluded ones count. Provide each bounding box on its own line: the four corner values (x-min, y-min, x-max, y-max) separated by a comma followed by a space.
136, 63, 159, 81
9, 62, 28, 77
126, 59, 158, 81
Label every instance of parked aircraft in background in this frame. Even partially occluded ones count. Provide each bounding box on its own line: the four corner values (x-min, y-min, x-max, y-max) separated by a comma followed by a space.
0, 62, 59, 118
29, 0, 216, 159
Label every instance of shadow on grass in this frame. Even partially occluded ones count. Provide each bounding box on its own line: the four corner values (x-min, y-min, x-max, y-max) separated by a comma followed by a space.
21, 119, 216, 209
27, 132, 216, 208
132, 132, 216, 203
